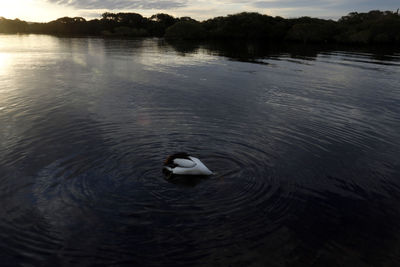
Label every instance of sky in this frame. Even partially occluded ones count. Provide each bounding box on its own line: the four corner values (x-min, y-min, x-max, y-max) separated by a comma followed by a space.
0, 0, 399, 22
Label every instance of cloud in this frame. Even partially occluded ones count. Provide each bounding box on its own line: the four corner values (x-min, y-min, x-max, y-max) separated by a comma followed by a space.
47, 0, 188, 9
253, 0, 399, 11
253, 0, 333, 9
43, 0, 400, 21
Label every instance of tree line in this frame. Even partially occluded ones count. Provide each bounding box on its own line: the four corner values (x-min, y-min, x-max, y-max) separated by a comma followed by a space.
1, 10, 399, 44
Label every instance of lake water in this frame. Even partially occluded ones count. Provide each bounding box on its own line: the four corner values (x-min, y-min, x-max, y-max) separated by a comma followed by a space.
1, 35, 400, 266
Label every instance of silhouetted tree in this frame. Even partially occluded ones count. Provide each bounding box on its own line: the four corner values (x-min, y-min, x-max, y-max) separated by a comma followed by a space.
148, 13, 178, 36
150, 13, 177, 27
0, 18, 28, 33
337, 10, 400, 43
0, 10, 399, 44
165, 21, 206, 40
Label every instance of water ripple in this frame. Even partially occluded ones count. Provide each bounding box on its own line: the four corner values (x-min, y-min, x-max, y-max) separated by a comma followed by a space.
1, 36, 400, 266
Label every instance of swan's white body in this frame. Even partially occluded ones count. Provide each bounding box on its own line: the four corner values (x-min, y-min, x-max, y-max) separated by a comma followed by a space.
164, 156, 213, 176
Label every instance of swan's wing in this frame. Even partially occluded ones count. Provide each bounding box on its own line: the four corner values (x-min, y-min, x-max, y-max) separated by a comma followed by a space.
171, 167, 203, 175
173, 158, 196, 168
189, 157, 213, 175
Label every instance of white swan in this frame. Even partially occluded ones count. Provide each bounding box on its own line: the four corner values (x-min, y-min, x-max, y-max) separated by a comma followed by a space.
163, 153, 213, 176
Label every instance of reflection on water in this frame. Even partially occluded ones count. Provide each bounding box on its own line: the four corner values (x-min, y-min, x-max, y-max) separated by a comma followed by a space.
165, 39, 400, 64
1, 35, 400, 266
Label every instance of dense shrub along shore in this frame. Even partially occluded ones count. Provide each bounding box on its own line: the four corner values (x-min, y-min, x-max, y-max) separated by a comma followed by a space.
1, 10, 400, 44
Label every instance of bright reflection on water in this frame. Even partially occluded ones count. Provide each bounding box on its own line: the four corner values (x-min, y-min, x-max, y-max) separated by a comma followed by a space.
1, 35, 400, 266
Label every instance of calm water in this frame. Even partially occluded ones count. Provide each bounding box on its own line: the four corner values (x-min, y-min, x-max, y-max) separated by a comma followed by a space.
1, 35, 400, 266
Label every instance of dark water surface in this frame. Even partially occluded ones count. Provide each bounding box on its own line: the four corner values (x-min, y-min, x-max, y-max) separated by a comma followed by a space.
1, 35, 400, 266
